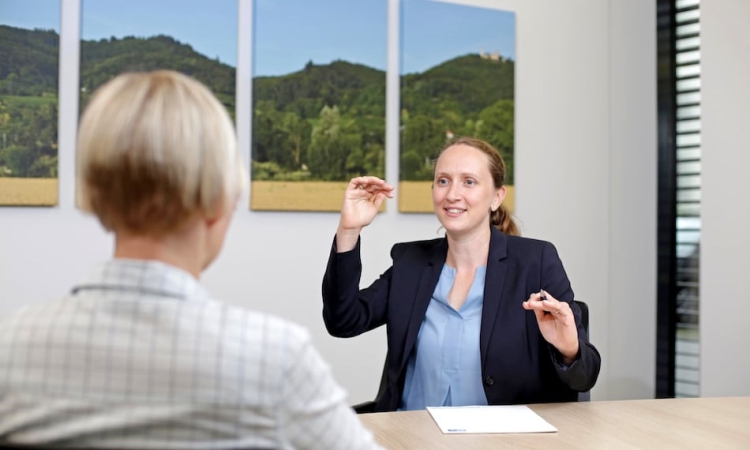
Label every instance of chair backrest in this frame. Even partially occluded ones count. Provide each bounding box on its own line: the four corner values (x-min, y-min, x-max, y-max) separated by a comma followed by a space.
573, 300, 591, 402
574, 300, 590, 339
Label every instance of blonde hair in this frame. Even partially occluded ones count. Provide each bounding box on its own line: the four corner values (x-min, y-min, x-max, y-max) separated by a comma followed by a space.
436, 136, 520, 236
76, 70, 247, 235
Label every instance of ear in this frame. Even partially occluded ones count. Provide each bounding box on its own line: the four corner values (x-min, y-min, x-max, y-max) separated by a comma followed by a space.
203, 208, 222, 231
200, 202, 236, 271
205, 201, 234, 231
491, 186, 507, 212
205, 192, 240, 231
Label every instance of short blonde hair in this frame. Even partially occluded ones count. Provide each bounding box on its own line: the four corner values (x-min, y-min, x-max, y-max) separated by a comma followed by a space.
76, 70, 247, 235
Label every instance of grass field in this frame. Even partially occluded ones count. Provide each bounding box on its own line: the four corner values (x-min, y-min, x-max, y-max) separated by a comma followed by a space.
0, 178, 58, 206
399, 181, 515, 214
250, 180, 514, 214
251, 181, 349, 211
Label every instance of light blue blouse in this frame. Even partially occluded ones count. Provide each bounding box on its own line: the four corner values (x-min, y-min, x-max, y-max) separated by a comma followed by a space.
400, 264, 488, 410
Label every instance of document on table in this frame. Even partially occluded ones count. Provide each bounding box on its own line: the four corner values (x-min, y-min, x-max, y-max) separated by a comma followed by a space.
426, 405, 558, 434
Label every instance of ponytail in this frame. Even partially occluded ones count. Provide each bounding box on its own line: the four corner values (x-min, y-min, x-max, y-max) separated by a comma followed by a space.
491, 204, 520, 236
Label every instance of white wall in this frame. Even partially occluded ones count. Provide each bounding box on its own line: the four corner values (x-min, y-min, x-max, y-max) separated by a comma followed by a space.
0, 0, 658, 403
607, 0, 657, 399
700, 0, 750, 397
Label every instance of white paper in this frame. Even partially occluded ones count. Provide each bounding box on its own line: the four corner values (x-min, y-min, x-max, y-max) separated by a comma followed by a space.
426, 405, 558, 434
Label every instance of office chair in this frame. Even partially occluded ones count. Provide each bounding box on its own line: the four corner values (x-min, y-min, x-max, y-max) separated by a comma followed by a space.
575, 300, 591, 401
353, 300, 590, 413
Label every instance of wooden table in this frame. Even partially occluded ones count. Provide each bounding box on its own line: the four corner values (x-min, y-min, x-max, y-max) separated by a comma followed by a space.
359, 397, 750, 449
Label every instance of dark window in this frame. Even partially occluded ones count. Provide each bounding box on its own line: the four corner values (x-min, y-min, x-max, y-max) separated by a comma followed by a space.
657, 0, 700, 399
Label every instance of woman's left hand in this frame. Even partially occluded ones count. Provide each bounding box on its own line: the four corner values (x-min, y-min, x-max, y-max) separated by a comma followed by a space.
522, 290, 580, 365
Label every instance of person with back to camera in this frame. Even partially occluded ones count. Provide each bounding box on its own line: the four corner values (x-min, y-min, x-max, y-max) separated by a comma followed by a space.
0, 70, 382, 450
322, 136, 601, 412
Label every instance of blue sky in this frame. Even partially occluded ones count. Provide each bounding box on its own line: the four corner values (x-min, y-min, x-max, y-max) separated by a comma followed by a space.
81, 0, 238, 67
253, 0, 387, 77
0, 0, 60, 31
402, 0, 515, 74
1, 0, 514, 76
254, 0, 514, 77
0, 0, 238, 66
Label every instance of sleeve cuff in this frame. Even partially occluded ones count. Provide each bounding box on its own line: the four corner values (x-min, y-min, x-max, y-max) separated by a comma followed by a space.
549, 345, 580, 371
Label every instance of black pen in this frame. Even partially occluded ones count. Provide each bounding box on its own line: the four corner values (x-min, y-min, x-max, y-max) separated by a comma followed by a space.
540, 289, 550, 314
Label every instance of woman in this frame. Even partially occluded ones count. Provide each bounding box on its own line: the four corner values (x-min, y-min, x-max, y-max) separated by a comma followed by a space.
322, 137, 600, 412
0, 71, 381, 450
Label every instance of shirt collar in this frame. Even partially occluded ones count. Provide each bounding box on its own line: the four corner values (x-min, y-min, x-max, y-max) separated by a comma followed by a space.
72, 258, 211, 302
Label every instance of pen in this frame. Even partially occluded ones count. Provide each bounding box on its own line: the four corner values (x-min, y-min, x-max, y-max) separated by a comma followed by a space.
540, 289, 550, 315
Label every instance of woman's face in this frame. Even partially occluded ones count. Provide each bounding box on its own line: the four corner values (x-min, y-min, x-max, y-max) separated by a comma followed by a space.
432, 144, 505, 239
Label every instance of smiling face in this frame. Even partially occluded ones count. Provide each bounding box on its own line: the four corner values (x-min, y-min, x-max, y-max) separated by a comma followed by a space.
432, 144, 506, 240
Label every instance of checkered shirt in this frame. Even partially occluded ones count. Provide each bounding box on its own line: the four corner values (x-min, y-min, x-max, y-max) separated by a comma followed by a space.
0, 259, 381, 450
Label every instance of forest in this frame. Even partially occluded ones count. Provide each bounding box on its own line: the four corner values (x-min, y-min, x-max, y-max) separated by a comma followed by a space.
0, 25, 236, 179
252, 54, 515, 183
0, 26, 59, 178
1, 25, 514, 183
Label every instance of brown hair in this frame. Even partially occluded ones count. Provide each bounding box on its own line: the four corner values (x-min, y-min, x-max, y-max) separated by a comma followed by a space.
435, 136, 520, 236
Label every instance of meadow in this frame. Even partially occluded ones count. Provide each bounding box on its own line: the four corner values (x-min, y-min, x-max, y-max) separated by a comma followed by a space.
250, 180, 514, 214
251, 181, 348, 212
0, 178, 58, 206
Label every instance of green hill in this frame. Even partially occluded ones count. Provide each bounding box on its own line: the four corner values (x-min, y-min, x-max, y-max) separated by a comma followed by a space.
80, 35, 235, 110
402, 53, 514, 118
0, 25, 236, 107
0, 25, 59, 96
251, 54, 514, 124
254, 60, 385, 119
0, 25, 514, 181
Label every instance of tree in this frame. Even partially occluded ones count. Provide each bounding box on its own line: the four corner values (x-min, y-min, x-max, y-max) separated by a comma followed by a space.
3, 145, 34, 177
280, 111, 311, 168
400, 114, 445, 180
4, 72, 18, 95
400, 150, 423, 180
307, 106, 361, 181
252, 100, 283, 163
475, 99, 514, 184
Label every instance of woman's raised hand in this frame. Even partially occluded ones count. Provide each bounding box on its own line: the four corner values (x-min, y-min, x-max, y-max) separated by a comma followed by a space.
336, 176, 394, 252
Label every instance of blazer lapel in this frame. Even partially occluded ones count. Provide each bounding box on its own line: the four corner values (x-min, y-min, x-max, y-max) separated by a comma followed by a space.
480, 228, 509, 367
399, 239, 447, 372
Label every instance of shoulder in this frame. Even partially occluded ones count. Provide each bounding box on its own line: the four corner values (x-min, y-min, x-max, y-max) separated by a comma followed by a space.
506, 235, 557, 252
501, 234, 563, 263
0, 298, 72, 333
205, 302, 319, 382
218, 302, 312, 348
391, 237, 445, 260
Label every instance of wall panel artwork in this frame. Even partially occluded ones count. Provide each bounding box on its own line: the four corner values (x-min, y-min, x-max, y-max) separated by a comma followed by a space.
251, 0, 386, 211
399, 0, 515, 213
79, 0, 237, 120
0, 0, 60, 206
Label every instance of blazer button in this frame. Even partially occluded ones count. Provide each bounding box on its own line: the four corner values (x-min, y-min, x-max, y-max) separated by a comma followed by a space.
484, 376, 495, 386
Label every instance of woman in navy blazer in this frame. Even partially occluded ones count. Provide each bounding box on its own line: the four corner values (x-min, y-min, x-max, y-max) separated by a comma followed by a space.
323, 137, 600, 412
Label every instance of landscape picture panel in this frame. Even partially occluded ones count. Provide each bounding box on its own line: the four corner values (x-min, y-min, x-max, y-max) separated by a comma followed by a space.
399, 0, 515, 213
251, 0, 386, 211
79, 0, 237, 121
0, 0, 60, 206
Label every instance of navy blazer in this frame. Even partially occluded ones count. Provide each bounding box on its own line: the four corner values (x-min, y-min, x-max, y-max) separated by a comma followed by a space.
322, 227, 601, 412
